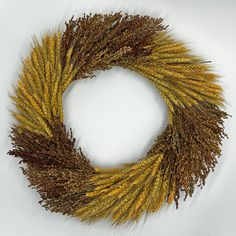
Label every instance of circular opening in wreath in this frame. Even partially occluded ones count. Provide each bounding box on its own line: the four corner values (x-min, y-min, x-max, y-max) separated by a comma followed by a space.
63, 67, 168, 167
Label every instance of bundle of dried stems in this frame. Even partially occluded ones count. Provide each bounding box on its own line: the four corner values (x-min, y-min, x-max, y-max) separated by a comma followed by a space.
8, 12, 228, 226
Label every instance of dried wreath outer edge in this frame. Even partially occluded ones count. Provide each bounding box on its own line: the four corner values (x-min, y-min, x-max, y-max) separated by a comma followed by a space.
8, 12, 229, 226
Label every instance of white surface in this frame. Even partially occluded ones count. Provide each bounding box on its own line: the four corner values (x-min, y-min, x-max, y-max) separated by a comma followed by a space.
0, 0, 235, 235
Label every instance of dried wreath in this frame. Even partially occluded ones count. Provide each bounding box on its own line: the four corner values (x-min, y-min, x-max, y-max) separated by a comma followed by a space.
8, 13, 228, 226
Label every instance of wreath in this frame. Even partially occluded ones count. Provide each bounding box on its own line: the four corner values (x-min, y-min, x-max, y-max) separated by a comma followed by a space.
8, 13, 229, 226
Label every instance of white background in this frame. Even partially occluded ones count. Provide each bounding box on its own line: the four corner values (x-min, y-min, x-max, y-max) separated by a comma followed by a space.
0, 0, 235, 235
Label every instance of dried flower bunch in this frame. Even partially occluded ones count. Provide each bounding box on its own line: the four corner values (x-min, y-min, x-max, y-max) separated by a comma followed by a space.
8, 12, 229, 226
